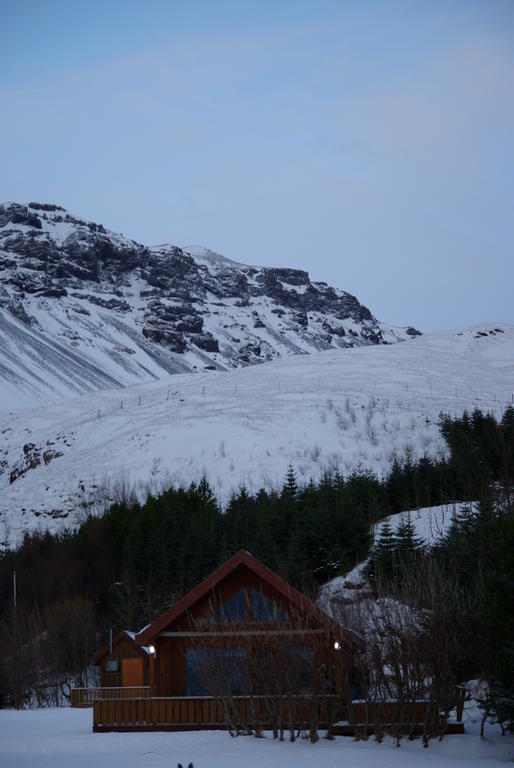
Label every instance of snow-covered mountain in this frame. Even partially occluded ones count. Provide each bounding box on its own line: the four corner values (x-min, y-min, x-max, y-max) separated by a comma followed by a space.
0, 202, 418, 409
1, 323, 512, 549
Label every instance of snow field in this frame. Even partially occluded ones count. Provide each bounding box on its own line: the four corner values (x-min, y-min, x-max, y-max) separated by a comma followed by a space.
0, 706, 512, 768
1, 324, 513, 548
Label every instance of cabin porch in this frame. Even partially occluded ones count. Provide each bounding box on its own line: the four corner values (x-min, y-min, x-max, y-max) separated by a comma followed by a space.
91, 694, 465, 735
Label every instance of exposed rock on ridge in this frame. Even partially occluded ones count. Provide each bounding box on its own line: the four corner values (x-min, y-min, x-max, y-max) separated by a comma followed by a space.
0, 202, 419, 407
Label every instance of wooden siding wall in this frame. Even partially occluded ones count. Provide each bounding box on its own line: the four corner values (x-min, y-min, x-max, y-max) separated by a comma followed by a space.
157, 637, 186, 696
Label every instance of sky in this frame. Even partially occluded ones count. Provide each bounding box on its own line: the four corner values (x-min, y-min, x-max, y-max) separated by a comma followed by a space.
1, 0, 513, 332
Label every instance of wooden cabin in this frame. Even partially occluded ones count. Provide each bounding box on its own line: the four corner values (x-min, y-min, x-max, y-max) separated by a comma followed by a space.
135, 550, 349, 698
71, 630, 154, 707
93, 630, 154, 689
87, 551, 464, 733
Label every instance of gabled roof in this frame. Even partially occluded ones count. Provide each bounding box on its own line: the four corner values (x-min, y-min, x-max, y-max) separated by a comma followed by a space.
93, 629, 152, 665
137, 550, 351, 645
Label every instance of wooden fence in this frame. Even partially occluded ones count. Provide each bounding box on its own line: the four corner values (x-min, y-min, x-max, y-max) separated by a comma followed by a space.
93, 694, 339, 732
351, 688, 465, 727
71, 686, 152, 707
92, 693, 465, 734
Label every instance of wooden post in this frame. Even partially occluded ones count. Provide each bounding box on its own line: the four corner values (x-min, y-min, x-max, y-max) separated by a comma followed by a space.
149, 647, 156, 693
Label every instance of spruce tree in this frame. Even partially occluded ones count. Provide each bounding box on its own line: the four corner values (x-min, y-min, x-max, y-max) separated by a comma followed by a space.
394, 514, 424, 572
283, 464, 298, 499
364, 520, 396, 583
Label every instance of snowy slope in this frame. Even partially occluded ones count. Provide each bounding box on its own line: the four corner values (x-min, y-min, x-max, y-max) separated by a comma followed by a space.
0, 202, 416, 409
1, 323, 512, 549
318, 501, 473, 610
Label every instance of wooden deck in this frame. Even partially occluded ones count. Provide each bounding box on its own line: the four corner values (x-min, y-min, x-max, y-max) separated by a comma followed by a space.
92, 694, 465, 734
93, 694, 339, 732
342, 700, 465, 735
70, 686, 152, 707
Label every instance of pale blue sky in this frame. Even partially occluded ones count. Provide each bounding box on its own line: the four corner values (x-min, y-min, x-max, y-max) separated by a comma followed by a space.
1, 1, 513, 331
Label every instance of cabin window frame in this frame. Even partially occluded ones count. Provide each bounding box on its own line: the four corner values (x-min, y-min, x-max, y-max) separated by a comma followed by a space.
105, 658, 120, 673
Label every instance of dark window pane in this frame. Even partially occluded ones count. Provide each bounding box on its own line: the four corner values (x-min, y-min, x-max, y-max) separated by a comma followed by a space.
282, 646, 313, 692
210, 589, 247, 623
186, 648, 248, 695
186, 649, 213, 696
105, 659, 119, 672
250, 588, 288, 622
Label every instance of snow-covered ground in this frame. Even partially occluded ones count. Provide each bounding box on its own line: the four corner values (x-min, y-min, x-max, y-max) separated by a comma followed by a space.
319, 501, 470, 609
1, 324, 513, 549
370, 501, 469, 547
0, 706, 512, 768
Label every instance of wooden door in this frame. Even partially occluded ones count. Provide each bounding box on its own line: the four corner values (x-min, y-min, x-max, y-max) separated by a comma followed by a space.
121, 657, 143, 687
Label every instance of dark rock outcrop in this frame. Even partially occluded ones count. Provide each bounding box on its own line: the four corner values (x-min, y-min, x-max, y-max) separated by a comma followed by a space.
0, 202, 420, 379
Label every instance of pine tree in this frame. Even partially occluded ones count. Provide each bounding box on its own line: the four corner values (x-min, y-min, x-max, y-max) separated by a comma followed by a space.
283, 464, 298, 499
364, 520, 396, 583
394, 514, 423, 571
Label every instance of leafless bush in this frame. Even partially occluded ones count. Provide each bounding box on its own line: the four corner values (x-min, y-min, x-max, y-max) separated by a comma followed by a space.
367, 425, 378, 445
335, 408, 349, 431
310, 445, 322, 462
188, 598, 342, 742
332, 561, 467, 745
0, 596, 96, 708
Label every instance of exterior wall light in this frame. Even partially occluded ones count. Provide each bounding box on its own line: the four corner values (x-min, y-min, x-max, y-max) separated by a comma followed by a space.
148, 645, 156, 654
333, 641, 341, 651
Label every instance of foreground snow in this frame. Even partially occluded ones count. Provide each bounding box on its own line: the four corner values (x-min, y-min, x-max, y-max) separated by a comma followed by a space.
1, 323, 513, 547
0, 706, 512, 768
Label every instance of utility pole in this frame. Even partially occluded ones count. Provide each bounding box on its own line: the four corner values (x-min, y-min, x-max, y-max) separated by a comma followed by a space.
13, 570, 20, 708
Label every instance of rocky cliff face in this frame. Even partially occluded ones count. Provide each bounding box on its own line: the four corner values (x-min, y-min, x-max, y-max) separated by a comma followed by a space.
0, 202, 419, 407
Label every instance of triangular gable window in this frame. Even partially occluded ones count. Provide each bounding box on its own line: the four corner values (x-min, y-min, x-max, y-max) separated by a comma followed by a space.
210, 588, 247, 623
250, 588, 288, 622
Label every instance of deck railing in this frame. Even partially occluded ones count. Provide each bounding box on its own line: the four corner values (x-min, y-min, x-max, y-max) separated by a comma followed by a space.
70, 686, 152, 707
92, 692, 465, 733
351, 688, 465, 727
93, 694, 339, 731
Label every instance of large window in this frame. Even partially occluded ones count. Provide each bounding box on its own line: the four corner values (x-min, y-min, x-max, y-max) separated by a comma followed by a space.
186, 648, 248, 696
209, 589, 247, 623
247, 645, 313, 694
208, 588, 289, 624
185, 645, 313, 696
250, 588, 288, 622
282, 646, 313, 692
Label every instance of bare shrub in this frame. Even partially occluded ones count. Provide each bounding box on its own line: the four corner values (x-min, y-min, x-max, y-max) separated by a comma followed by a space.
187, 598, 343, 742
333, 561, 467, 746
310, 445, 322, 462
